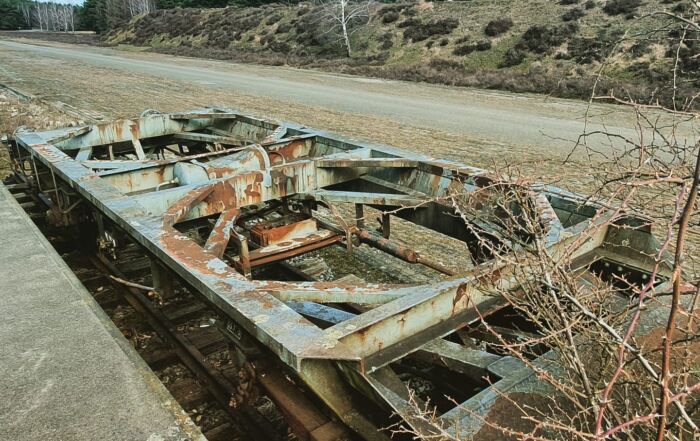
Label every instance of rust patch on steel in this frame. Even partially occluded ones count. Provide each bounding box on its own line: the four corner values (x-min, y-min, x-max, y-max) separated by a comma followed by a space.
251, 216, 318, 247
453, 283, 469, 310
128, 121, 140, 140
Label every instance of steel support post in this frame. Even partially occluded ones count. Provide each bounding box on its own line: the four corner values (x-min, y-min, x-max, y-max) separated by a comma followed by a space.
381, 212, 390, 239
150, 257, 175, 300
355, 203, 364, 229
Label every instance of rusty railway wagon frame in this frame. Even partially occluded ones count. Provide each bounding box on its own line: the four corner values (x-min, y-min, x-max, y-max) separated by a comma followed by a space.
7, 108, 670, 440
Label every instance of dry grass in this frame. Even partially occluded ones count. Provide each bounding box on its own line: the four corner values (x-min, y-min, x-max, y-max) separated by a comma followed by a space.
0, 46, 606, 184
0, 90, 81, 178
1, 42, 696, 271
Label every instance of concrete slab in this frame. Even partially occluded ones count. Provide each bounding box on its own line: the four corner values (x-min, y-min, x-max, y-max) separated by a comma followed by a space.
0, 184, 204, 441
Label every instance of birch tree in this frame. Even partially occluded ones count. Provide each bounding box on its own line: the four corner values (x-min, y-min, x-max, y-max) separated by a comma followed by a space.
97, 0, 155, 31
126, 0, 155, 17
30, 2, 76, 32
58, 3, 75, 32
33, 2, 46, 30
19, 1, 32, 28
317, 0, 373, 57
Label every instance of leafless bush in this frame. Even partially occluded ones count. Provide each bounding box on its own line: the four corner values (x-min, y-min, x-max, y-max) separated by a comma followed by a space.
397, 4, 699, 440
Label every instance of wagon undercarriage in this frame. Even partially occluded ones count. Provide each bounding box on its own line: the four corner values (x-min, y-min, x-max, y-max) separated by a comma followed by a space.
7, 108, 670, 440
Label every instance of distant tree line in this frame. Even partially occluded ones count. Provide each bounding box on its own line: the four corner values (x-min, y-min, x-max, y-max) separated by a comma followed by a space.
0, 0, 32, 30
156, 0, 292, 8
0, 0, 77, 31
1, 0, 301, 33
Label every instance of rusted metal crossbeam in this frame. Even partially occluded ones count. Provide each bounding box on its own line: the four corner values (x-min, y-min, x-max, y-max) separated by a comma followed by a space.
173, 132, 245, 145
170, 112, 239, 120
316, 158, 418, 168
204, 208, 240, 258
246, 231, 343, 267
303, 190, 427, 207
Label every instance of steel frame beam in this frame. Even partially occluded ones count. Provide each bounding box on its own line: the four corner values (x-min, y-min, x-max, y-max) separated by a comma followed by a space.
11, 107, 664, 439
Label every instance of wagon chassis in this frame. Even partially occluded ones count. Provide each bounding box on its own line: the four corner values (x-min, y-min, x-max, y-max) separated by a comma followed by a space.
7, 108, 670, 439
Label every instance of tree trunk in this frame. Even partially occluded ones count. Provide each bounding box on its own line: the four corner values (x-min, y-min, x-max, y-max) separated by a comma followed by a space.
340, 0, 352, 57
342, 21, 352, 57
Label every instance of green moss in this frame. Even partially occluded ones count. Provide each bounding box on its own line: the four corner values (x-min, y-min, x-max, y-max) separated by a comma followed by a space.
462, 42, 508, 71
385, 45, 425, 66
113, 44, 150, 52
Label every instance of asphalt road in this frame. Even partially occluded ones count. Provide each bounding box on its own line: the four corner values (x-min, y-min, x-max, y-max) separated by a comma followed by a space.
0, 39, 672, 152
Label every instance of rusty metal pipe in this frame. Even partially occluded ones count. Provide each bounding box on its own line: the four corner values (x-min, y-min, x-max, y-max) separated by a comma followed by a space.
357, 229, 418, 262
415, 256, 456, 276
357, 229, 456, 276
317, 217, 457, 276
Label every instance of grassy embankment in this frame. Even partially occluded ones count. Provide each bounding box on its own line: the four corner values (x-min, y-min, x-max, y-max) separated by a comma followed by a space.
105, 0, 697, 104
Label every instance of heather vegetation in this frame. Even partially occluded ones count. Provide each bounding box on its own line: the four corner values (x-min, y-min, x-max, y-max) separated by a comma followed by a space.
76, 0, 298, 33
103, 0, 697, 107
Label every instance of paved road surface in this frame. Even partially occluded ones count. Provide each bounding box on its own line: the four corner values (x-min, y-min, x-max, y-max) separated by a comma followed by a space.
0, 39, 681, 152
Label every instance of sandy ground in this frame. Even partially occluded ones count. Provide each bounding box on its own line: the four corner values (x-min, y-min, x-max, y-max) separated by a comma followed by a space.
1, 37, 697, 275
3, 38, 697, 190
0, 42, 574, 185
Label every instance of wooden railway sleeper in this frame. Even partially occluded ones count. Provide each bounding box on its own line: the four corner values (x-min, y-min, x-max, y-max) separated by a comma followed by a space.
91, 253, 284, 441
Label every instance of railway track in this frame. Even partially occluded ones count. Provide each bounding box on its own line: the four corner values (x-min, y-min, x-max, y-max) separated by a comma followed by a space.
3, 174, 353, 441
